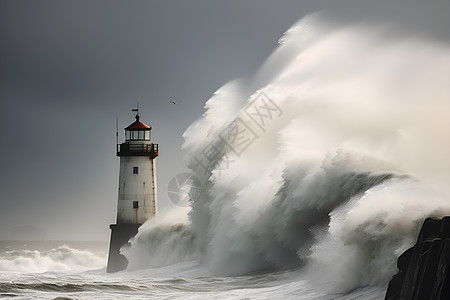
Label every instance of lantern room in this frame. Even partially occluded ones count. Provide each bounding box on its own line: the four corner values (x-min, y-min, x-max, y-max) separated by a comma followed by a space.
117, 111, 159, 159
125, 115, 152, 141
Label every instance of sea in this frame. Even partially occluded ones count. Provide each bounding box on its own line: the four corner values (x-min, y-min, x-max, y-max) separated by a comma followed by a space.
0, 240, 386, 299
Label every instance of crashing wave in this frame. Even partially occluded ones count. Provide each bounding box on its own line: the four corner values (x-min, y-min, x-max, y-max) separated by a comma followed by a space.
125, 13, 450, 292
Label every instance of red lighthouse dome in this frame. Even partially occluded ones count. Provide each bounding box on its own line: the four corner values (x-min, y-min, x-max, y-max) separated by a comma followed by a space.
125, 115, 151, 130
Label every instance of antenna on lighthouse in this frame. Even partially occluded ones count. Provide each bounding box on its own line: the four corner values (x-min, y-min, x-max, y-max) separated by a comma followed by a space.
116, 116, 119, 146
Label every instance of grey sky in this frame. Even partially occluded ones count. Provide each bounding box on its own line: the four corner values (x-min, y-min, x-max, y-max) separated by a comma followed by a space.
1, 0, 449, 240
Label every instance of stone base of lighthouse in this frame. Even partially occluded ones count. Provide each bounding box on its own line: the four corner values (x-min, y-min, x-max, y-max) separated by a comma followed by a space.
106, 223, 141, 273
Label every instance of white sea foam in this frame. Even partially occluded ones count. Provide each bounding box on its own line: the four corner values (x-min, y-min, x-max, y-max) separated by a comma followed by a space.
0, 244, 105, 273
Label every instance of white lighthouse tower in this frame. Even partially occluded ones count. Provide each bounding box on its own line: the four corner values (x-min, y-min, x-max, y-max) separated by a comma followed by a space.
107, 109, 159, 273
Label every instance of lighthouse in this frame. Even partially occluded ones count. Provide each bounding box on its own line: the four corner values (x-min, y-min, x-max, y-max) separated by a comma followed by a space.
107, 109, 159, 273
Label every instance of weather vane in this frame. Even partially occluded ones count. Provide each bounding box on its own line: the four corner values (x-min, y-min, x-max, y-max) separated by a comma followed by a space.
132, 101, 139, 117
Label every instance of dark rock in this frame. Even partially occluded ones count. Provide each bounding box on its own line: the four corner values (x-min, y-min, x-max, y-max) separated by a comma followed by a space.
385, 217, 450, 300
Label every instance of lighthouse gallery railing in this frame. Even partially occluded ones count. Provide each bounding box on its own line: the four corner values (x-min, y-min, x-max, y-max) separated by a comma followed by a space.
117, 143, 159, 158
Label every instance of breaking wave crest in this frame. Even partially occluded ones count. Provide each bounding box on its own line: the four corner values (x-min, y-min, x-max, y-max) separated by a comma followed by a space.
0, 245, 105, 273
127, 13, 450, 292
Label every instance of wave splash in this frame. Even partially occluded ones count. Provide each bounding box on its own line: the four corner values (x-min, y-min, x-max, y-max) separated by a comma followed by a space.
124, 218, 198, 271
126, 13, 450, 292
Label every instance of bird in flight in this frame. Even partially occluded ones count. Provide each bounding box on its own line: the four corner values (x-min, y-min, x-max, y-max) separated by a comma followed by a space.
170, 100, 176, 105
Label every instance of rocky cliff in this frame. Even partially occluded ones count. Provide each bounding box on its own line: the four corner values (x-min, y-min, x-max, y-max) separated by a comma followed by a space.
385, 217, 450, 300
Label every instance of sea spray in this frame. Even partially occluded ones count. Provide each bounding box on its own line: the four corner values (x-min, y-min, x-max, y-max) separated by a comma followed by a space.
127, 13, 450, 292
183, 14, 450, 281
124, 208, 199, 271
306, 178, 450, 292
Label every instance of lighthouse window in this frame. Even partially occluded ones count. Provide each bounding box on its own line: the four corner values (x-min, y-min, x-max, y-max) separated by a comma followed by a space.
126, 130, 150, 140
133, 167, 139, 174
133, 201, 139, 209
